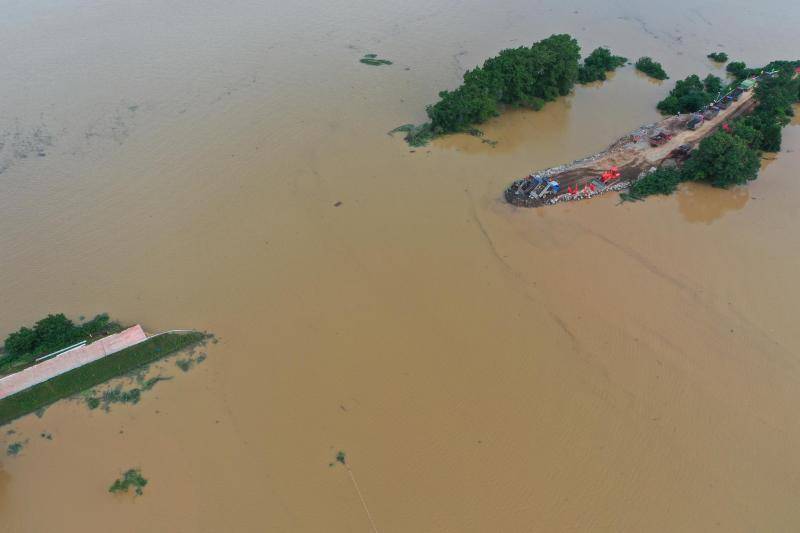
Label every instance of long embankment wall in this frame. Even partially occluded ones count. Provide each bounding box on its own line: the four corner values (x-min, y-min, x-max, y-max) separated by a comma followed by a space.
0, 325, 147, 400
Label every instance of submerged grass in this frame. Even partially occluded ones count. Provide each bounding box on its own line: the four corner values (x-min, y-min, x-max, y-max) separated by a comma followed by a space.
0, 331, 207, 426
84, 375, 171, 412
389, 123, 434, 147
6, 441, 25, 456
175, 353, 207, 372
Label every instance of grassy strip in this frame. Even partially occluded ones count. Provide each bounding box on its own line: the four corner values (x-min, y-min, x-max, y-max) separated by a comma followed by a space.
0, 332, 206, 426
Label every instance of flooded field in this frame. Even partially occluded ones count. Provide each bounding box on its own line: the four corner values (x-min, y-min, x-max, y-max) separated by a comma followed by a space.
1, 0, 800, 531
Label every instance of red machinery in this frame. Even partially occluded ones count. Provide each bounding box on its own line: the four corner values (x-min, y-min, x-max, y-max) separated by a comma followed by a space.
648, 131, 673, 146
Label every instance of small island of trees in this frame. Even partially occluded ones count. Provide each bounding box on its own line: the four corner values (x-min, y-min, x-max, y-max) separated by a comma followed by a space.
397, 34, 630, 146
707, 52, 728, 63
577, 47, 627, 83
635, 57, 669, 80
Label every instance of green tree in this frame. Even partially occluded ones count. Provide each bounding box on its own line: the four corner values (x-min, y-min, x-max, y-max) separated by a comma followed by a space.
656, 95, 680, 115
683, 132, 760, 188
3, 327, 37, 358
730, 118, 764, 149
703, 74, 723, 95
760, 122, 782, 152
31, 314, 78, 353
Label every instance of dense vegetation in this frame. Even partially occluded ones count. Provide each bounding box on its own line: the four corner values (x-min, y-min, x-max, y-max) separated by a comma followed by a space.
0, 331, 206, 426
426, 34, 580, 134
628, 61, 799, 200
1, 313, 122, 373
707, 52, 728, 63
578, 47, 627, 83
656, 74, 724, 115
635, 57, 669, 80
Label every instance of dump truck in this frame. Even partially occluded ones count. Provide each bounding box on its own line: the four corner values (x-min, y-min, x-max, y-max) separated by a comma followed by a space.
669, 144, 692, 159
687, 114, 704, 130
648, 131, 673, 146
703, 107, 720, 120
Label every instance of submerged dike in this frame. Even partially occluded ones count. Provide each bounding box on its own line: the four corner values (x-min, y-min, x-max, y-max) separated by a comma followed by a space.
505, 81, 758, 207
0, 330, 206, 426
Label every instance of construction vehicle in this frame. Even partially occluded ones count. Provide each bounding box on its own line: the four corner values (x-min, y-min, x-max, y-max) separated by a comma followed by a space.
703, 106, 720, 120
648, 131, 673, 146
687, 114, 704, 130
668, 144, 692, 159
527, 177, 559, 199
509, 175, 559, 200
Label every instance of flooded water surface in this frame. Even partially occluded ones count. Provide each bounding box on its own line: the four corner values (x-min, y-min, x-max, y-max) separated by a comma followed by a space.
1, 0, 800, 531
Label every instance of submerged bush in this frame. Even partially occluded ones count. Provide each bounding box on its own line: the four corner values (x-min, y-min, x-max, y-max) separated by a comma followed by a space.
390, 123, 435, 147
109, 468, 148, 496
360, 53, 392, 66
629, 168, 684, 198
635, 57, 668, 80
578, 47, 627, 83
707, 52, 728, 63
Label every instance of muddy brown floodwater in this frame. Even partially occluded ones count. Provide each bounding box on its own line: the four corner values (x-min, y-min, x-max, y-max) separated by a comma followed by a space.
1, 0, 800, 531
